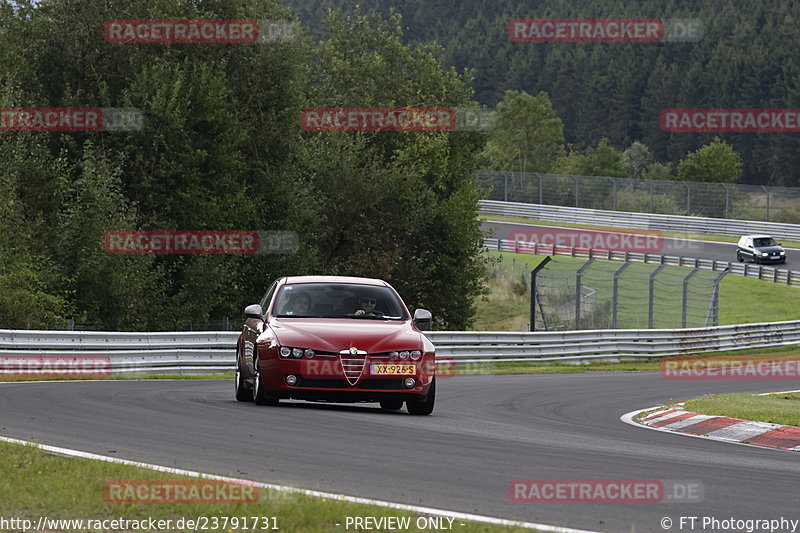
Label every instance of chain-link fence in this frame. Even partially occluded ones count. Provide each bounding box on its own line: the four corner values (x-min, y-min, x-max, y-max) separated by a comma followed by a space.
531, 257, 728, 331
477, 170, 800, 223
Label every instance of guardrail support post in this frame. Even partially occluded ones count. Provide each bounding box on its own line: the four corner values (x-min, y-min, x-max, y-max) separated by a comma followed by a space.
682, 268, 700, 328
530, 257, 552, 331
649, 265, 666, 328
612, 263, 630, 329
575, 260, 594, 330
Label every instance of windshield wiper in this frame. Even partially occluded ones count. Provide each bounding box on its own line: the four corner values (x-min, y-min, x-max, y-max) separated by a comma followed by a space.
350, 315, 402, 320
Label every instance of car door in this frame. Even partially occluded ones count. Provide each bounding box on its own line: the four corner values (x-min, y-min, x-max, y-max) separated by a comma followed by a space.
741, 237, 754, 260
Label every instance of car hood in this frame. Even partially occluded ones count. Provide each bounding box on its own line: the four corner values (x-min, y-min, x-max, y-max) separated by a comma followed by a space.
268, 318, 423, 353
755, 246, 784, 253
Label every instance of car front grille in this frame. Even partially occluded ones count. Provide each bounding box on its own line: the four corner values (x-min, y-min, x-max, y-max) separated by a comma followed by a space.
339, 354, 366, 385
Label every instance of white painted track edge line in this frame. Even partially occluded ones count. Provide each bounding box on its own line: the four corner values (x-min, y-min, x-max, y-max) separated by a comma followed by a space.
0, 435, 602, 533
620, 407, 799, 453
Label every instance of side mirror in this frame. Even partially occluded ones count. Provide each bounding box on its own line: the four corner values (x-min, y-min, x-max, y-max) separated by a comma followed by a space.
413, 308, 432, 331
244, 304, 263, 319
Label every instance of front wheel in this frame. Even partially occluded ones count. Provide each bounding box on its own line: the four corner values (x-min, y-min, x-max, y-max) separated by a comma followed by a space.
253, 370, 280, 406
407, 379, 435, 416
736, 252, 743, 262
235, 351, 253, 402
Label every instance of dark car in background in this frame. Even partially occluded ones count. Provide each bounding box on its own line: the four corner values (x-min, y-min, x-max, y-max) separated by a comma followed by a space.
234, 275, 436, 415
736, 235, 786, 264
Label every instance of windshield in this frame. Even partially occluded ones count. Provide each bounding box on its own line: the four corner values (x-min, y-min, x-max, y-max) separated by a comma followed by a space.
271, 283, 409, 320
753, 237, 778, 247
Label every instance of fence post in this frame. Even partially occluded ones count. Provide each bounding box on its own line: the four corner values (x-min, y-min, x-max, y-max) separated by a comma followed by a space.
721, 183, 729, 218
682, 268, 700, 328
530, 257, 552, 331
686, 182, 691, 215
539, 174, 543, 204
649, 264, 666, 328
709, 269, 730, 327
761, 185, 770, 221
503, 172, 509, 202
574, 175, 580, 207
575, 260, 594, 330
608, 177, 617, 210
612, 263, 631, 329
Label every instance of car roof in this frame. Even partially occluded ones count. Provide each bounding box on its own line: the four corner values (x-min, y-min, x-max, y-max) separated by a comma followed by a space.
281, 275, 389, 287
741, 234, 774, 239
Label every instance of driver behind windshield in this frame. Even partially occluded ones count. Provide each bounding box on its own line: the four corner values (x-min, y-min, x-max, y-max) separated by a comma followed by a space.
354, 296, 380, 316
282, 292, 311, 316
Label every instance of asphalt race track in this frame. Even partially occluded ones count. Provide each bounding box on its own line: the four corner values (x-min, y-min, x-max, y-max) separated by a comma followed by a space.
2, 376, 799, 533
483, 220, 800, 270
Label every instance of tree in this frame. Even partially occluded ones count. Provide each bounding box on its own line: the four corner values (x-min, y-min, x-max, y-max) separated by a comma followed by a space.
677, 138, 743, 183
622, 141, 655, 179
484, 90, 564, 173
301, 8, 490, 329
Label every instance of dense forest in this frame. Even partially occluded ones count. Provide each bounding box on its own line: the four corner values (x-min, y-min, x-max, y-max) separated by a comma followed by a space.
0, 0, 487, 330
285, 0, 800, 186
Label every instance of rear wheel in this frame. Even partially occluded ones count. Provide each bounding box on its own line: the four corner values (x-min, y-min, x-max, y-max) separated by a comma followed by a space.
736, 251, 743, 262
253, 370, 280, 406
380, 399, 404, 411
407, 379, 435, 416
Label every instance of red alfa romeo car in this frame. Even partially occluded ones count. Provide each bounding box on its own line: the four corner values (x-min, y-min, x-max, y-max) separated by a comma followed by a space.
234, 276, 436, 415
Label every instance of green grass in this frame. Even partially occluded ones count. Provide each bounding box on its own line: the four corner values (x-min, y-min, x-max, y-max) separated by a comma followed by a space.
683, 391, 800, 427
481, 214, 800, 250
0, 439, 545, 532
474, 251, 800, 332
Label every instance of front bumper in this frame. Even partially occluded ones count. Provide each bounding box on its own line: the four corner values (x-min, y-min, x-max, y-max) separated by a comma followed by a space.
258, 355, 434, 401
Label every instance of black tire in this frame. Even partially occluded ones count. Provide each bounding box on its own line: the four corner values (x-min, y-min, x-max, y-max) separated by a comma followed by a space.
380, 399, 404, 411
235, 352, 253, 402
253, 370, 280, 406
736, 252, 742, 262
406, 379, 435, 416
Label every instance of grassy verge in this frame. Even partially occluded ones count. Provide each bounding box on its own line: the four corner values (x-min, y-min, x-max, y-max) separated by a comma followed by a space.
0, 439, 543, 533
682, 391, 800, 427
481, 214, 800, 250
473, 251, 800, 331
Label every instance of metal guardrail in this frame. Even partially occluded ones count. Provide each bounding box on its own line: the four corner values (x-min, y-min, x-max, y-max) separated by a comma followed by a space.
485, 237, 800, 286
1, 322, 799, 373
480, 200, 800, 242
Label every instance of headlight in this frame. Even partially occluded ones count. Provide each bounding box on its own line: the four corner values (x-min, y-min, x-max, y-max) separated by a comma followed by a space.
410, 350, 422, 360
761, 252, 768, 257
292, 347, 303, 358
780, 251, 786, 255
389, 351, 399, 361
304, 349, 315, 358
399, 351, 410, 360
280, 347, 291, 358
